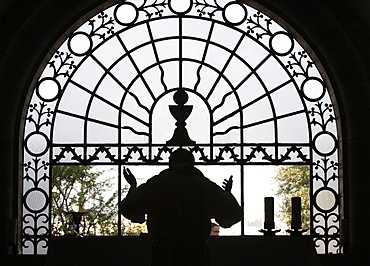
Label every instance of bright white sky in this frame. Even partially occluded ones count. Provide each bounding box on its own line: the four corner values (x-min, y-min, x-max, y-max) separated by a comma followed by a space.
97, 164, 288, 236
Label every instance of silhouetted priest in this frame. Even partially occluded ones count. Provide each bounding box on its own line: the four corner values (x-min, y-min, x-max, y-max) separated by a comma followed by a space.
119, 148, 242, 266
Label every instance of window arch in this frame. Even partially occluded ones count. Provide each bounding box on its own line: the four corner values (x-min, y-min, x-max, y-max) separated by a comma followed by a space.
22, 0, 340, 254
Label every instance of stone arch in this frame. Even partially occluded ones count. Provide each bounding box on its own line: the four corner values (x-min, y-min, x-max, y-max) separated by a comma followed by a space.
1, 0, 370, 257
21, 0, 340, 255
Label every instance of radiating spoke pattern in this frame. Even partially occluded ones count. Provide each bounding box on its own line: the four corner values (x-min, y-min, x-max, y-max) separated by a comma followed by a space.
23, 0, 339, 254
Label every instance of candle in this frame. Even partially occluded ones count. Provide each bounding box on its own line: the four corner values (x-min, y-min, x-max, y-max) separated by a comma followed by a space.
291, 197, 301, 229
264, 197, 274, 229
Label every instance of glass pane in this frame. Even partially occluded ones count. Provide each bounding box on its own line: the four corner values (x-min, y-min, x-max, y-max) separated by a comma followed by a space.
53, 113, 85, 143
244, 165, 310, 235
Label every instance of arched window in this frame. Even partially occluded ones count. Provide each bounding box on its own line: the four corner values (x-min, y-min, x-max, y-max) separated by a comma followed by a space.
22, 0, 340, 255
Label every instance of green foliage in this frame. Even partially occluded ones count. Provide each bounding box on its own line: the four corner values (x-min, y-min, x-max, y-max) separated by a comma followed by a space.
51, 165, 147, 236
273, 165, 310, 231
122, 220, 148, 236
51, 165, 118, 236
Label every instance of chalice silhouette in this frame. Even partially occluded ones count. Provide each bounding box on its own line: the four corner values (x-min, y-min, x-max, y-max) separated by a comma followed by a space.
166, 88, 195, 146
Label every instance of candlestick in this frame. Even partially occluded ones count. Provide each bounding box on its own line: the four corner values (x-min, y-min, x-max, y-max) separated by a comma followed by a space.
264, 197, 274, 229
259, 197, 280, 236
291, 197, 301, 229
287, 197, 307, 236
65, 211, 87, 237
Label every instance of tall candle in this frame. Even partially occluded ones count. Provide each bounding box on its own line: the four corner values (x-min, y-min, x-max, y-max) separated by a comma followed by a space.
264, 197, 274, 229
291, 197, 301, 229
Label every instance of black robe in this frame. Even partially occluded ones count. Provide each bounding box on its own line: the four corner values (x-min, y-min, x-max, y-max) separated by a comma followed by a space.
119, 165, 242, 265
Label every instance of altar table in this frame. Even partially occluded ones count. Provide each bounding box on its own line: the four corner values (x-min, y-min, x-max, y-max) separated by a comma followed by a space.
45, 235, 321, 266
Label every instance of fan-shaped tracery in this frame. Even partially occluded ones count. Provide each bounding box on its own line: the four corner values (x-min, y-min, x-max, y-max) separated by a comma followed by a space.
23, 0, 339, 255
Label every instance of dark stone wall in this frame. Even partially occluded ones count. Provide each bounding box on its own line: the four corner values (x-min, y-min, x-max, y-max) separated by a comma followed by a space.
1, 0, 370, 263
247, 0, 370, 256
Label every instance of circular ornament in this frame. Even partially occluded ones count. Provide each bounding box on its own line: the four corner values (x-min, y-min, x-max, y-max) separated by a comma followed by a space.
24, 132, 49, 157
114, 2, 139, 26
222, 2, 248, 26
68, 32, 92, 56
269, 31, 294, 56
36, 77, 60, 102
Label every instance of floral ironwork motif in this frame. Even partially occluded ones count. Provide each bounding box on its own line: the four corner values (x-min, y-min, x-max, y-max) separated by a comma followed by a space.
23, 0, 340, 254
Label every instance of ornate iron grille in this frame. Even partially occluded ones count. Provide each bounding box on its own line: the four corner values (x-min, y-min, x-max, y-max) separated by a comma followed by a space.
23, 0, 340, 254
